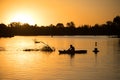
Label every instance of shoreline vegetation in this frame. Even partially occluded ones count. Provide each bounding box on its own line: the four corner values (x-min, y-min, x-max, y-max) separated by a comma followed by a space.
0, 16, 120, 38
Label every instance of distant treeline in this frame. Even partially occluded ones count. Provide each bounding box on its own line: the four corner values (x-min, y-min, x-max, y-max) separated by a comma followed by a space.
0, 16, 120, 37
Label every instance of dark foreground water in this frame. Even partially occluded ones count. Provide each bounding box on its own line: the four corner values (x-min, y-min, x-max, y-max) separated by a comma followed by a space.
0, 36, 120, 80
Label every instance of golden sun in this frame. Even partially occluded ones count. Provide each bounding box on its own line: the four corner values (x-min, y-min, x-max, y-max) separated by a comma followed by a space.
11, 12, 35, 25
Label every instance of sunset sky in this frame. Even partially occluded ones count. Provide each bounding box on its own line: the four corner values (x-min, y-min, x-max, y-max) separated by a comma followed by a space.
0, 0, 120, 26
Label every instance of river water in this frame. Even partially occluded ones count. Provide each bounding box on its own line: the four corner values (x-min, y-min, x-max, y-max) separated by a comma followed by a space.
0, 36, 120, 80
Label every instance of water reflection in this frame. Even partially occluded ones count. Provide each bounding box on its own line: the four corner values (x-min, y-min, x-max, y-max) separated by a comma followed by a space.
94, 54, 98, 64
118, 39, 120, 50
59, 53, 75, 59
0, 51, 52, 80
0, 36, 120, 80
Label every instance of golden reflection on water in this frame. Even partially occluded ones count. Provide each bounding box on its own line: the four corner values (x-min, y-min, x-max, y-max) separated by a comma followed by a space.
0, 51, 48, 79
0, 36, 120, 80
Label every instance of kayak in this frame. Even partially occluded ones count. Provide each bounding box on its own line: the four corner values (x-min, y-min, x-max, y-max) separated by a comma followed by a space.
59, 50, 87, 54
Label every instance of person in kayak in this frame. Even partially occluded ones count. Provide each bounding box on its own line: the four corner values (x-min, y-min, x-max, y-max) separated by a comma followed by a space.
68, 45, 75, 52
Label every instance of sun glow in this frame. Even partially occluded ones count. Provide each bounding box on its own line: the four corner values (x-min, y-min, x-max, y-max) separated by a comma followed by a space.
11, 12, 35, 25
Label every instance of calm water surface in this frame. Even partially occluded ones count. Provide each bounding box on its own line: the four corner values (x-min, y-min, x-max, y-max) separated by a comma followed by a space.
0, 36, 120, 80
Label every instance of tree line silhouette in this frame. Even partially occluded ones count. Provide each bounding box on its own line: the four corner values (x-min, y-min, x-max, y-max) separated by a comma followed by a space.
0, 16, 120, 37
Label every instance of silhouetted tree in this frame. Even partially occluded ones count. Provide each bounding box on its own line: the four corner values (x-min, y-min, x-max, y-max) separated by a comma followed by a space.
0, 23, 14, 37
106, 21, 113, 26
113, 16, 120, 24
9, 22, 22, 27
56, 23, 64, 28
113, 16, 120, 35
23, 23, 30, 27
0, 23, 7, 28
66, 21, 75, 28
0, 16, 120, 36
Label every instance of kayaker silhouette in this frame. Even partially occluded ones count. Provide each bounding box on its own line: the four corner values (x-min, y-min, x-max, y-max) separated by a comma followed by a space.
68, 45, 75, 52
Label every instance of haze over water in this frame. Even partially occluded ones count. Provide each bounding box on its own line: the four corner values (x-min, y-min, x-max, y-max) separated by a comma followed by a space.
0, 36, 120, 80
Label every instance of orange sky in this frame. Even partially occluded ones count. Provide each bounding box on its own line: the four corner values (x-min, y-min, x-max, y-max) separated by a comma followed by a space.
0, 0, 120, 26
